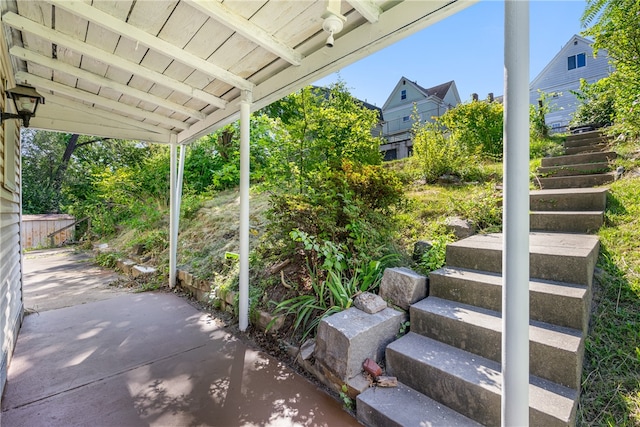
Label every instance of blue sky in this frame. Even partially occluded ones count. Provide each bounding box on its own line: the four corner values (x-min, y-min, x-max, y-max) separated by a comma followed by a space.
314, 1, 588, 107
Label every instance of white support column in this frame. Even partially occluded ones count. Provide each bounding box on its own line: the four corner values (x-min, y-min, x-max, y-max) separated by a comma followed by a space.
170, 144, 186, 287
502, 1, 530, 425
169, 142, 177, 288
239, 89, 252, 331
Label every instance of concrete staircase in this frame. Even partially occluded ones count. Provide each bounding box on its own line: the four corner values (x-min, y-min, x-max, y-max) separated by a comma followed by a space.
357, 131, 614, 426
535, 130, 618, 190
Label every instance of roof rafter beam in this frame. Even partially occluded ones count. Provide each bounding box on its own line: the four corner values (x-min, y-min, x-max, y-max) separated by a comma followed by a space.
184, 0, 303, 66
48, 0, 254, 91
16, 71, 190, 130
10, 46, 207, 121
2, 12, 227, 109
41, 94, 176, 136
345, 0, 381, 23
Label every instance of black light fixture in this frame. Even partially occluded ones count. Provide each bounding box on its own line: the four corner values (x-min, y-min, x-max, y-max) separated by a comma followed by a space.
1, 84, 45, 128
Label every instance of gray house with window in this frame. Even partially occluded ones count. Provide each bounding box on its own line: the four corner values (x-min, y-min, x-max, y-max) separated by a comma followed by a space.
529, 34, 611, 133
381, 77, 460, 160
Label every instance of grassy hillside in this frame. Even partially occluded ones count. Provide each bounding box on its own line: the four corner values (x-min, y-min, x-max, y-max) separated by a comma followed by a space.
100, 141, 640, 425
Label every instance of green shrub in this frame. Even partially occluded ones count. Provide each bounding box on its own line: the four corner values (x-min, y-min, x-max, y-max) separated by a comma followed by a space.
453, 183, 503, 232
265, 160, 403, 260
418, 234, 452, 273
530, 135, 565, 159
571, 77, 616, 129
439, 100, 504, 159
411, 121, 479, 183
269, 230, 398, 340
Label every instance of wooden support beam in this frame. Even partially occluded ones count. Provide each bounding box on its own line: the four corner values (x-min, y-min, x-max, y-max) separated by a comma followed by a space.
16, 71, 190, 130
345, 0, 382, 23
185, 0, 303, 66
10, 46, 207, 121
2, 12, 228, 109
49, 0, 254, 91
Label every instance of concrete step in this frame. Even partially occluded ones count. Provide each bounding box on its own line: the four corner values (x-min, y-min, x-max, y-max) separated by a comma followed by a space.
445, 232, 600, 287
530, 187, 608, 212
386, 333, 578, 426
410, 297, 584, 389
541, 151, 616, 167
537, 161, 610, 177
565, 143, 609, 155
428, 267, 590, 332
357, 381, 482, 427
530, 210, 604, 233
565, 130, 606, 144
564, 134, 608, 148
536, 171, 618, 189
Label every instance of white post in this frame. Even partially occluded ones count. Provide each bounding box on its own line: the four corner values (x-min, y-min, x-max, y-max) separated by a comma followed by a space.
170, 144, 186, 287
239, 90, 252, 331
169, 142, 177, 288
503, 1, 530, 425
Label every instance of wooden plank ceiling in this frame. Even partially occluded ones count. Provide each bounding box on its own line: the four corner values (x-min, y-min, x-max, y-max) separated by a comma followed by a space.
1, 0, 474, 144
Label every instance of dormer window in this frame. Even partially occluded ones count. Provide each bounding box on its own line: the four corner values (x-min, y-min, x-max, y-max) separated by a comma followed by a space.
568, 53, 586, 70
401, 89, 407, 100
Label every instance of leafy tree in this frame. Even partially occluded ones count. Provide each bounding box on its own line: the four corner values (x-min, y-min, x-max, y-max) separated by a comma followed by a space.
184, 114, 281, 194
262, 82, 383, 192
438, 99, 504, 159
21, 130, 151, 214
260, 82, 401, 275
582, 0, 640, 136
571, 77, 616, 128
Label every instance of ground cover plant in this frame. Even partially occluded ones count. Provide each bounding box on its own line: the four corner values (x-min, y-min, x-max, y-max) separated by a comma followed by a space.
579, 172, 640, 426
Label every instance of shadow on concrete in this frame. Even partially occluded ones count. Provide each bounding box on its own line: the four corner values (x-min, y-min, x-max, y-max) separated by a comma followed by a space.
3, 250, 358, 426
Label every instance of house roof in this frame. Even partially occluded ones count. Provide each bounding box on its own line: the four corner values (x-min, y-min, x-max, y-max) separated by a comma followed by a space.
0, 0, 475, 145
416, 80, 455, 101
382, 76, 456, 111
530, 34, 602, 89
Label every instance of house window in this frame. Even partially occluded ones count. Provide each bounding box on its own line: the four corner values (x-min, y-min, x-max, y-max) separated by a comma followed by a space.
403, 116, 410, 122
401, 90, 407, 100
568, 53, 586, 70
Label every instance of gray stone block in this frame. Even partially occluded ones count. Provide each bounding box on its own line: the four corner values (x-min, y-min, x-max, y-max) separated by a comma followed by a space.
379, 267, 427, 310
412, 240, 432, 261
315, 307, 406, 380
131, 265, 156, 278
116, 259, 136, 275
252, 310, 284, 333
354, 292, 387, 314
445, 216, 475, 239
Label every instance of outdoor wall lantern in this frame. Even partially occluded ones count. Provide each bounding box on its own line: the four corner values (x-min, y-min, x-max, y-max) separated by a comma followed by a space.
1, 84, 45, 128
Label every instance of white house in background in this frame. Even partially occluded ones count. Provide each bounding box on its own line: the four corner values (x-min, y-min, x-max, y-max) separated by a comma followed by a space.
381, 77, 460, 160
530, 34, 611, 133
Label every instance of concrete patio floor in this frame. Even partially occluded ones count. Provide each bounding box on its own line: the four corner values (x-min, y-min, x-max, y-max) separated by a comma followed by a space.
2, 250, 360, 426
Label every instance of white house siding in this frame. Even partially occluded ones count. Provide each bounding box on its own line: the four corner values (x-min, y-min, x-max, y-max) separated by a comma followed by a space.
530, 35, 611, 132
0, 36, 24, 397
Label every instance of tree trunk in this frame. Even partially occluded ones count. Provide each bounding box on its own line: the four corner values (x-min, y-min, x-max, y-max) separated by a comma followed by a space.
49, 134, 79, 212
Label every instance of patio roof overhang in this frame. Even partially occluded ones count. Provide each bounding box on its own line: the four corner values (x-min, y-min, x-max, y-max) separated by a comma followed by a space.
1, 0, 477, 145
